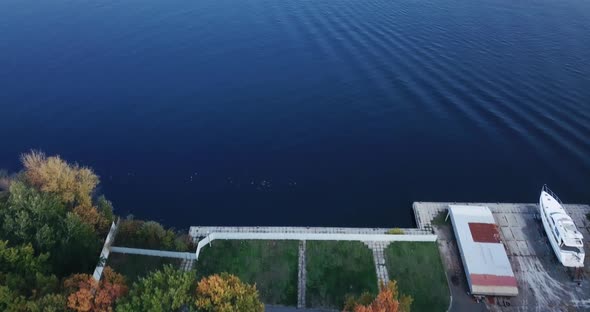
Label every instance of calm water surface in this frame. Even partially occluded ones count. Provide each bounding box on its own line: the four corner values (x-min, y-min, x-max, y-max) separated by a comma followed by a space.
1, 0, 589, 227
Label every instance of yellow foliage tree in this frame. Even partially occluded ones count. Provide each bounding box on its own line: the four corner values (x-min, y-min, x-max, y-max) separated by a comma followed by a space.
195, 273, 264, 312
21, 150, 98, 208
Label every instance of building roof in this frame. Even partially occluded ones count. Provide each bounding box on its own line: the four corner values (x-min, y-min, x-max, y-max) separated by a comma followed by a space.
448, 205, 518, 296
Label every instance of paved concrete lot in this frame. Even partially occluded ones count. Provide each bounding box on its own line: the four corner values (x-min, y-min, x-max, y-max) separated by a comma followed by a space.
415, 202, 590, 312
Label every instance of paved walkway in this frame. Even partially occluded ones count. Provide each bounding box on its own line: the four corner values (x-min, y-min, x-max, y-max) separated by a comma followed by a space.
297, 240, 307, 309
364, 241, 390, 288
179, 258, 195, 271
190, 226, 430, 238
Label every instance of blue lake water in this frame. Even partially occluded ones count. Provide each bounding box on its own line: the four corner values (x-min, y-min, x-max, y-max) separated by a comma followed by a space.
1, 0, 589, 228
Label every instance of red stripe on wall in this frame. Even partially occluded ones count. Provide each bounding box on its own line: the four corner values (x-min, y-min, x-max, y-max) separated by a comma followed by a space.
470, 274, 517, 287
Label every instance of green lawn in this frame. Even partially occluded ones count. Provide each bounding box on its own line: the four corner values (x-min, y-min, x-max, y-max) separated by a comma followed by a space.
195, 240, 298, 306
107, 253, 180, 283
384, 242, 449, 312
306, 241, 377, 309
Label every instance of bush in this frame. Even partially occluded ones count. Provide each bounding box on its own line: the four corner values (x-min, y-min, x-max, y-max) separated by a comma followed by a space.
387, 228, 405, 235
116, 220, 186, 251
116, 265, 195, 312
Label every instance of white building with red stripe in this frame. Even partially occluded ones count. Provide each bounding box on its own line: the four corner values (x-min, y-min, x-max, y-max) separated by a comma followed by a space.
448, 205, 518, 297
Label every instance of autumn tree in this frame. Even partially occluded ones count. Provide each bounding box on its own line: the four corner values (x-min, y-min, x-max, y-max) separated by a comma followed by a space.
64, 267, 127, 312
195, 273, 264, 312
73, 205, 111, 234
345, 281, 412, 312
21, 150, 98, 208
116, 265, 195, 312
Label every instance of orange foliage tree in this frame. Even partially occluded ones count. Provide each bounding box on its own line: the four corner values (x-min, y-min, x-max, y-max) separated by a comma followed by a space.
64, 267, 128, 312
345, 280, 412, 312
73, 205, 111, 234
195, 273, 264, 312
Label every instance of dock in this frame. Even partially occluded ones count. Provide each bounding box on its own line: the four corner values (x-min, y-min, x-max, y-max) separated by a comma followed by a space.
414, 202, 590, 312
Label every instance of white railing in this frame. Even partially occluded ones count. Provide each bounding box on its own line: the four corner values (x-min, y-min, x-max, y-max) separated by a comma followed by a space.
92, 219, 119, 281
195, 232, 437, 260
110, 246, 196, 259
542, 184, 563, 204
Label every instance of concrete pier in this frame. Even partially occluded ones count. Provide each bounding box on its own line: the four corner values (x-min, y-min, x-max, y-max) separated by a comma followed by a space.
414, 202, 590, 312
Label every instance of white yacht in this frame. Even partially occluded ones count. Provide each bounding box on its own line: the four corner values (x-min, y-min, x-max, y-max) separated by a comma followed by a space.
539, 185, 585, 267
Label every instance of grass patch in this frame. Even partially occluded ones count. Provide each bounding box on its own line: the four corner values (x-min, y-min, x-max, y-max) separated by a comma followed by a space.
107, 253, 179, 284
306, 241, 377, 309
195, 240, 298, 306
384, 242, 449, 312
387, 228, 405, 235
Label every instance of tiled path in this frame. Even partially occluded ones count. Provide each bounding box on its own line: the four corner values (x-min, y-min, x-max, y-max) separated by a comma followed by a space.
297, 240, 307, 308
190, 226, 430, 238
363, 241, 391, 288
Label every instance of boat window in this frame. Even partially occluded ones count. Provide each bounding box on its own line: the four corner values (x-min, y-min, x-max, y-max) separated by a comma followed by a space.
561, 244, 580, 253
554, 226, 559, 238
563, 223, 576, 232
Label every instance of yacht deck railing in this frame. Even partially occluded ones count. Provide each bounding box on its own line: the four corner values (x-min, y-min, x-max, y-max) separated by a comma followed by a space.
542, 184, 563, 204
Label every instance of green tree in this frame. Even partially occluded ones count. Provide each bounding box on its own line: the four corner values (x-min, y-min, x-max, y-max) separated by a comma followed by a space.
0, 241, 58, 297
28, 294, 67, 312
195, 273, 264, 312
116, 265, 195, 312
0, 182, 65, 253
96, 196, 114, 225
54, 212, 100, 276
0, 285, 28, 312
0, 182, 100, 277
137, 222, 175, 250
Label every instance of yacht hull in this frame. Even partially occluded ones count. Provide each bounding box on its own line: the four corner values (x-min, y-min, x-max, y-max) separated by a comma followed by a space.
539, 191, 585, 268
